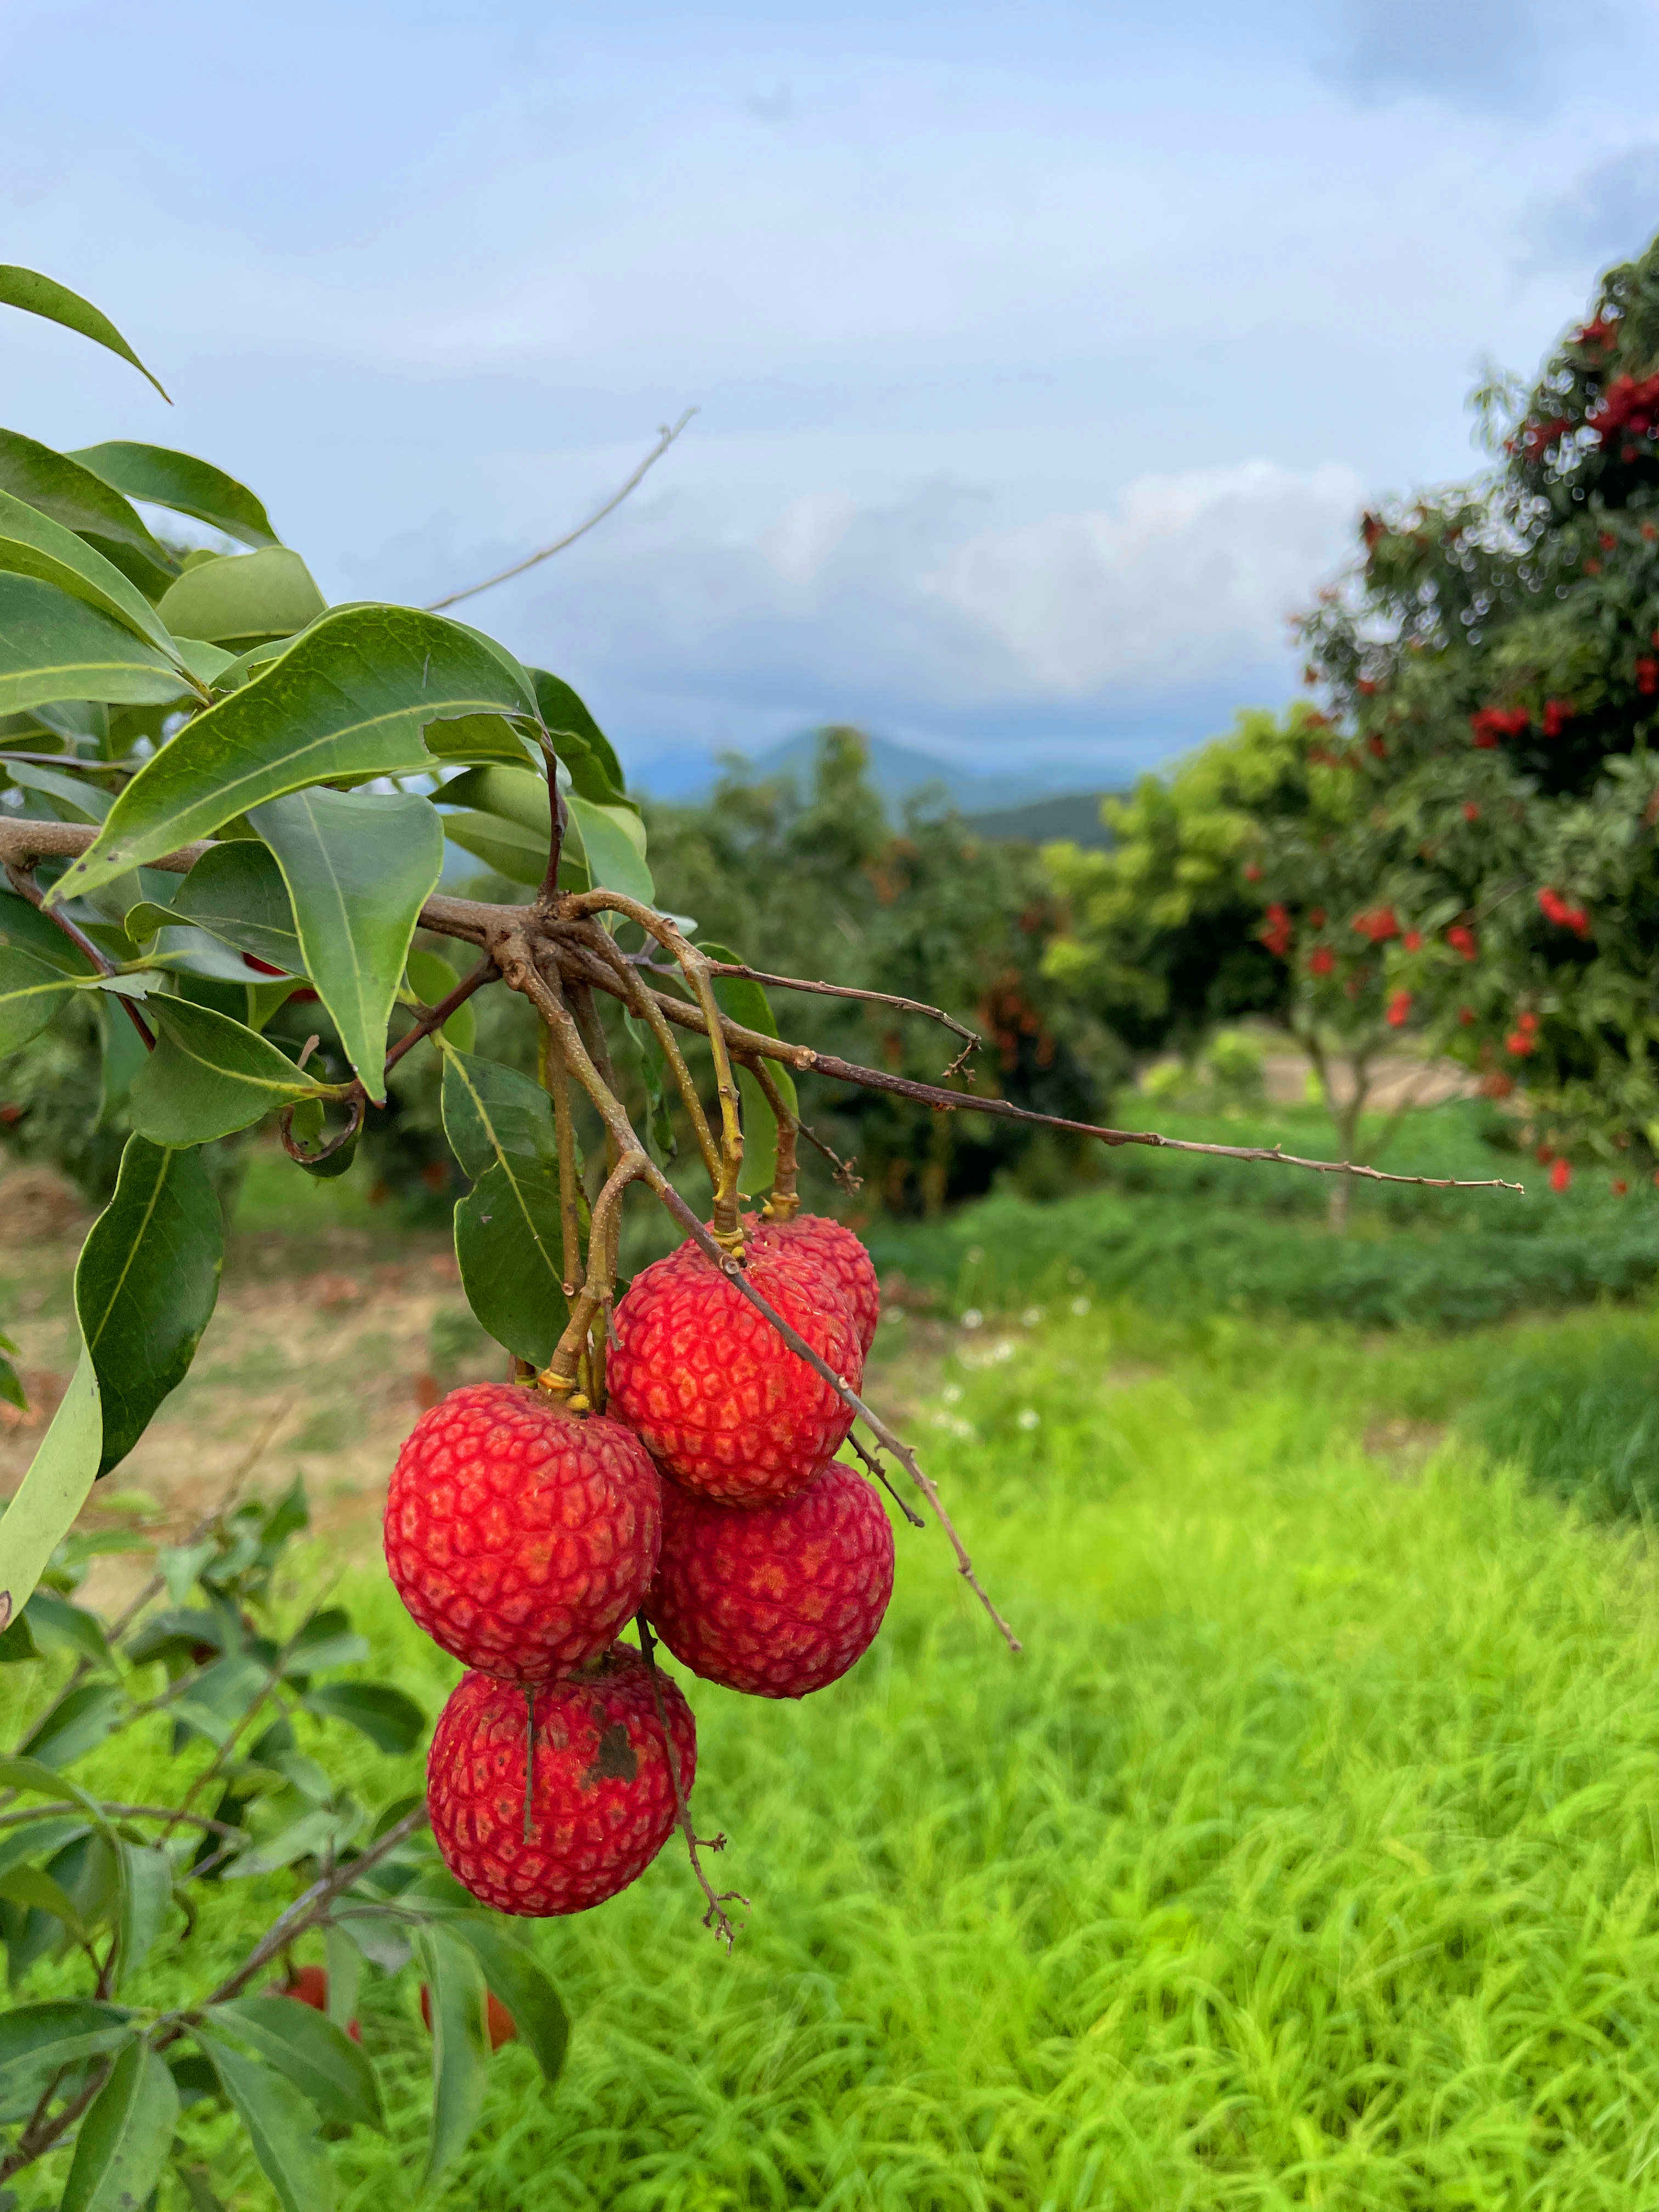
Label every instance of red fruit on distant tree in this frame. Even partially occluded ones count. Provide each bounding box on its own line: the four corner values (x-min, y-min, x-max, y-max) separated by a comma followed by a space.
419, 1983, 517, 2050
1447, 923, 1478, 959
1613, 1178, 1629, 1197
608, 1244, 862, 1505
646, 1464, 895, 1699
1309, 946, 1335, 977
1385, 989, 1412, 1028
427, 1649, 695, 1916
1463, 801, 1481, 821
751, 1214, 880, 1353
1550, 1158, 1572, 1193
385, 1384, 662, 1683
1403, 930, 1423, 952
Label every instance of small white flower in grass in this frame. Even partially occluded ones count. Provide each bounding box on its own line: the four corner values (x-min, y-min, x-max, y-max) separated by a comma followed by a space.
1070, 1295, 1092, 1317
992, 1339, 1015, 1363
1020, 1306, 1043, 1328
961, 1308, 984, 1330
941, 1384, 962, 1406
966, 1245, 985, 1263
1016, 1408, 1040, 1431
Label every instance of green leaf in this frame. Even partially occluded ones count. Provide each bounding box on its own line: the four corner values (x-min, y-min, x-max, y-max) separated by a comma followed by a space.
567, 792, 654, 904
0, 939, 86, 1051
50, 605, 539, 903
75, 1136, 224, 1472
300, 1680, 426, 1754
404, 950, 475, 1053
283, 1607, 369, 1674
445, 1918, 568, 2087
0, 1604, 38, 1658
128, 997, 325, 1145
24, 1590, 112, 1668
439, 1046, 557, 1182
424, 712, 538, 766
0, 2001, 133, 2102
193, 2033, 330, 2212
0, 487, 186, 661
0, 430, 176, 582
249, 787, 444, 1101
0, 1859, 88, 1933
97, 994, 149, 1127
66, 442, 278, 549
414, 1926, 489, 2193
224, 1806, 355, 1878
454, 1165, 568, 1367
0, 266, 171, 401
439, 764, 549, 836
0, 884, 97, 973
702, 941, 798, 1197
127, 839, 302, 975
19, 1680, 124, 1769
441, 806, 549, 887
0, 1347, 102, 1629
155, 549, 325, 647
60, 2042, 176, 2212
3, 756, 113, 821
208, 1997, 383, 2133
528, 669, 630, 803
114, 1842, 172, 1987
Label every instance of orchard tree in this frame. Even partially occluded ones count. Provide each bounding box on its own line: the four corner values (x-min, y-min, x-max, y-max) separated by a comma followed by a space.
0, 268, 1511, 2207
1295, 227, 1659, 1189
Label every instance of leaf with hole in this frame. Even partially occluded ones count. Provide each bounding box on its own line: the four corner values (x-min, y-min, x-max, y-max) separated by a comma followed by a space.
50, 604, 539, 902
67, 441, 278, 549
75, 1135, 224, 1471
128, 997, 328, 1144
250, 785, 444, 1100
0, 264, 170, 399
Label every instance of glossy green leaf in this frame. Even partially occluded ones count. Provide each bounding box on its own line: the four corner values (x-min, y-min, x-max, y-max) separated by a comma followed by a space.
0, 1347, 101, 1629
128, 997, 325, 1145
567, 792, 654, 904
446, 1918, 569, 2086
439, 1045, 557, 1182
441, 805, 548, 887
0, 266, 170, 400
209, 1997, 383, 2132
0, 486, 185, 661
114, 1842, 172, 1986
0, 883, 98, 973
440, 764, 548, 836
60, 2042, 176, 2212
414, 1926, 489, 2193
249, 786, 444, 1101
3, 756, 112, 821
0, 939, 85, 1051
67, 442, 278, 549
50, 604, 539, 903
300, 1680, 426, 1754
425, 710, 538, 765
703, 941, 798, 1198
453, 1163, 568, 1366
127, 839, 303, 975
75, 1135, 223, 1472
156, 548, 325, 646
0, 429, 176, 581
96, 994, 149, 1127
193, 2033, 331, 2212
529, 668, 630, 803
24, 1590, 112, 1668
0, 1859, 88, 1931
0, 2001, 133, 2101
0, 1603, 38, 1657
19, 1680, 124, 1768
404, 949, 475, 1053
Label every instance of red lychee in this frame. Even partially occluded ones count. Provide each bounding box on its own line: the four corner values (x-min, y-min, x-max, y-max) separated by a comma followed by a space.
751, 1214, 880, 1353
427, 1649, 695, 1916
385, 1384, 662, 1683
646, 1463, 894, 1698
607, 1244, 861, 1506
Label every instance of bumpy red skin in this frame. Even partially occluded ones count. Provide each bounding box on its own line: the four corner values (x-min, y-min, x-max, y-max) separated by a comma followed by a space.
427, 1650, 696, 1916
384, 1384, 661, 1683
607, 1245, 862, 1506
647, 1463, 894, 1697
752, 1215, 879, 1354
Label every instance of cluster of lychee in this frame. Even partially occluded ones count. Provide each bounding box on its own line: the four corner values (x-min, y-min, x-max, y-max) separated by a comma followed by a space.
382, 1214, 891, 1918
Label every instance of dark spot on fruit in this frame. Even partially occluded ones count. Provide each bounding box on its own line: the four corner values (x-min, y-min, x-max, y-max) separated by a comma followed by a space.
582, 1722, 637, 1786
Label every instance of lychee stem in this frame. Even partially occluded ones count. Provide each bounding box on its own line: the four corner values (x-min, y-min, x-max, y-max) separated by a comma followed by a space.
578, 922, 724, 1190
537, 1024, 585, 1296
635, 1613, 747, 1953
745, 1057, 801, 1222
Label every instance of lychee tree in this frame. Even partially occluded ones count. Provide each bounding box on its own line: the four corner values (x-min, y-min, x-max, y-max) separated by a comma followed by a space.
0, 268, 1516, 2207
1294, 228, 1659, 1187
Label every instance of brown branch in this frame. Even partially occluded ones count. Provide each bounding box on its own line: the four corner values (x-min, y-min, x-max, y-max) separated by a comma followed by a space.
0, 2058, 111, 2182
425, 410, 697, 612
702, 961, 981, 1060
574, 922, 723, 1188
0, 1802, 245, 1838
635, 1613, 744, 1949
3, 857, 154, 1051
388, 955, 498, 1071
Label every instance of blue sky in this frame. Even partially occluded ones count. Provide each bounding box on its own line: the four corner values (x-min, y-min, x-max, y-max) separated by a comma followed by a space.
5, 0, 1658, 791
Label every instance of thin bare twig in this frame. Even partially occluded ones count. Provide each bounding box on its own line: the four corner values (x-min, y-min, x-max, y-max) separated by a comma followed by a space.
635, 1614, 744, 1950
425, 411, 697, 612
702, 960, 981, 1058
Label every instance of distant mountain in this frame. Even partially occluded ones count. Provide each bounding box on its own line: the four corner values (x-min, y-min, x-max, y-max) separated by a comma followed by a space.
634, 729, 1123, 819
962, 793, 1115, 848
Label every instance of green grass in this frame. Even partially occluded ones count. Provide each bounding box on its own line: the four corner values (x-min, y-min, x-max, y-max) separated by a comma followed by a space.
15, 1300, 1659, 2207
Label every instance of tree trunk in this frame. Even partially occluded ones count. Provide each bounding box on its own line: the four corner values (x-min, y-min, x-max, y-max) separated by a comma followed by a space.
1326, 1092, 1364, 1235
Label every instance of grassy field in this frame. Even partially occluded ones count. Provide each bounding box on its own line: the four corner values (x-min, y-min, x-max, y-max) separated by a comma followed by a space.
7, 1139, 1659, 2205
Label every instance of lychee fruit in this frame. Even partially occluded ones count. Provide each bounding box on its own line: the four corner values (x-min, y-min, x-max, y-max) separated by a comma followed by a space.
384, 1383, 662, 1683
607, 1244, 862, 1506
751, 1214, 879, 1353
420, 1983, 517, 2050
427, 1648, 695, 1916
646, 1463, 894, 1697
